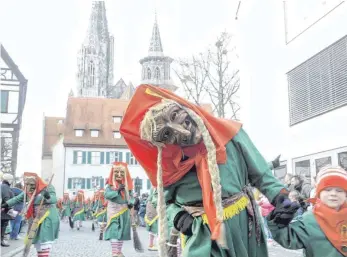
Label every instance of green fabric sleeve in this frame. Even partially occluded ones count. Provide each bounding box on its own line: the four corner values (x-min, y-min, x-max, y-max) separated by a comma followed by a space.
105, 186, 121, 202
234, 128, 285, 202
128, 190, 135, 204
164, 184, 183, 228
6, 192, 25, 207
267, 161, 274, 170
267, 220, 307, 250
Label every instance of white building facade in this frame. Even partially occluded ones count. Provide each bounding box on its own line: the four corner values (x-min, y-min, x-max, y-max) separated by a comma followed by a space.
237, 0, 347, 181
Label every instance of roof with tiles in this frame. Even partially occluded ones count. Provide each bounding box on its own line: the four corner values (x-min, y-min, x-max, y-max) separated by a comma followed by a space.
42, 116, 65, 158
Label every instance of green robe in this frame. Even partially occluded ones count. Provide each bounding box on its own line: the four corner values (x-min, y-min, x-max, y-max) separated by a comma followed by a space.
6, 185, 60, 244
268, 211, 345, 257
164, 128, 284, 257
61, 200, 71, 217
104, 186, 134, 241
93, 200, 107, 223
72, 201, 85, 221
145, 188, 158, 234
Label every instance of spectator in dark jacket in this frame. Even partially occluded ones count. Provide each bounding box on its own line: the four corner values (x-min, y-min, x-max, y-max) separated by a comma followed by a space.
289, 175, 311, 199
10, 183, 24, 240
1, 173, 14, 247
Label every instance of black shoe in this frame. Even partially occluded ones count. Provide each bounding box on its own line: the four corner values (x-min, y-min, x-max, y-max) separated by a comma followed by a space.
99, 233, 103, 240
1, 240, 10, 247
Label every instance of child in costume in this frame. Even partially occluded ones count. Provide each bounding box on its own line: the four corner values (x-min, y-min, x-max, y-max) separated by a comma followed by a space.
268, 166, 347, 257
72, 190, 85, 230
145, 187, 159, 251
61, 193, 71, 223
119, 84, 298, 257
93, 189, 107, 240
1, 172, 60, 257
104, 162, 134, 257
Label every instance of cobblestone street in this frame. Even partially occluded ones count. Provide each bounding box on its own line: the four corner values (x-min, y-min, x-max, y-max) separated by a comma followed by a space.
10, 220, 303, 257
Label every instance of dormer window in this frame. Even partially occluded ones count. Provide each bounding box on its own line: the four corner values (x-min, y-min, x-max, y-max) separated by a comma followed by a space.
90, 130, 99, 138
75, 129, 84, 137
113, 131, 121, 139
112, 116, 122, 123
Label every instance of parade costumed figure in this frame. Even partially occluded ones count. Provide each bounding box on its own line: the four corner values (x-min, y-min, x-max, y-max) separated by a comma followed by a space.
119, 84, 298, 257
268, 166, 347, 257
72, 190, 85, 230
145, 187, 159, 251
2, 172, 60, 257
93, 189, 108, 240
61, 193, 71, 223
104, 162, 134, 257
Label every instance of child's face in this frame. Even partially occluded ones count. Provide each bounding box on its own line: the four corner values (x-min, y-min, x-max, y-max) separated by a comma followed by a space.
320, 187, 347, 210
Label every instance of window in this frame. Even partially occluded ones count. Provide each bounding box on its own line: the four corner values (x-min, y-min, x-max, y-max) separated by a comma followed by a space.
126, 152, 138, 165
274, 165, 287, 183
90, 130, 99, 138
109, 151, 122, 163
69, 177, 85, 190
155, 67, 160, 80
288, 35, 347, 125
295, 160, 311, 178
112, 116, 122, 123
75, 129, 84, 137
147, 68, 151, 80
88, 61, 95, 87
91, 151, 101, 165
113, 131, 121, 139
338, 152, 347, 171
57, 119, 63, 124
315, 156, 332, 174
1, 90, 9, 113
73, 151, 85, 164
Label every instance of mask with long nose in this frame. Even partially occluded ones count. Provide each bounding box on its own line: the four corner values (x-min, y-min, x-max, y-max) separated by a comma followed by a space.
25, 177, 36, 194
151, 103, 202, 146
113, 165, 125, 183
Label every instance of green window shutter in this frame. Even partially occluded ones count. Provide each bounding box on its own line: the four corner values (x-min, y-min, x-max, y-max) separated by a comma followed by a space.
119, 152, 123, 162
139, 179, 143, 189
147, 179, 151, 190
87, 152, 91, 164
82, 151, 86, 164
1, 90, 9, 113
68, 178, 72, 189
126, 152, 130, 164
73, 151, 77, 164
81, 178, 86, 189
100, 178, 105, 189
106, 152, 110, 164
100, 152, 105, 164
87, 178, 91, 189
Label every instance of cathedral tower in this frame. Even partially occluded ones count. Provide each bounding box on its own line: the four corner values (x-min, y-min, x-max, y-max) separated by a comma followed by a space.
139, 14, 176, 91
77, 1, 114, 97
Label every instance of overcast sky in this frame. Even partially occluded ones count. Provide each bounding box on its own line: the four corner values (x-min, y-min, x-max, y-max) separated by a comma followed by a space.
1, 0, 240, 175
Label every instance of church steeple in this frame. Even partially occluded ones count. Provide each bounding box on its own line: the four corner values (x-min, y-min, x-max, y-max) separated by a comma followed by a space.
139, 12, 176, 91
76, 1, 114, 98
148, 12, 164, 56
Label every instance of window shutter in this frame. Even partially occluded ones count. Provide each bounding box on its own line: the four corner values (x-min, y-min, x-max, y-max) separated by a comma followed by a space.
147, 179, 151, 190
106, 152, 110, 164
87, 152, 91, 164
119, 152, 123, 162
82, 151, 86, 164
87, 178, 91, 189
126, 152, 130, 164
100, 178, 105, 189
68, 178, 72, 189
81, 178, 86, 189
100, 152, 105, 164
73, 151, 77, 164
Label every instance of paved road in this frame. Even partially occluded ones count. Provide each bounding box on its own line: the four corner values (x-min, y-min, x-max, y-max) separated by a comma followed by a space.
12, 221, 302, 257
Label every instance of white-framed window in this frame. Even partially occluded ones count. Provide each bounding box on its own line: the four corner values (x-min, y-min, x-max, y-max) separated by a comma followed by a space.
112, 116, 122, 123
76, 151, 83, 164
75, 129, 84, 137
91, 151, 101, 165
91, 130, 99, 138
110, 151, 122, 163
129, 152, 138, 165
113, 131, 121, 139
57, 119, 63, 124
295, 159, 311, 179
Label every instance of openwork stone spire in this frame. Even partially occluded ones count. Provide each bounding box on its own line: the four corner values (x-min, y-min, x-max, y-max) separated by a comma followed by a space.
148, 12, 164, 56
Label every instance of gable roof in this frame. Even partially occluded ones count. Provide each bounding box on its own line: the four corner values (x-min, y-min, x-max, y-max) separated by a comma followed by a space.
42, 117, 65, 158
